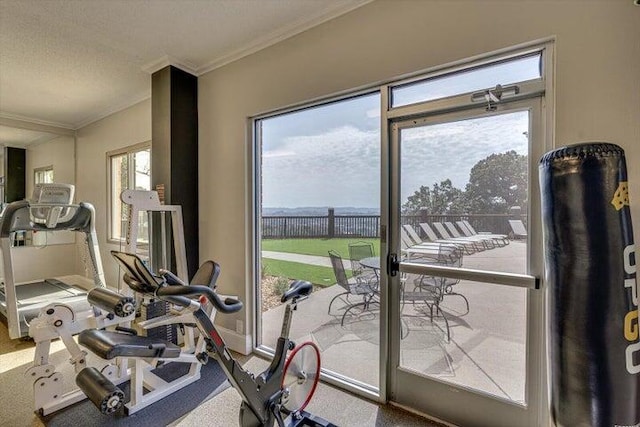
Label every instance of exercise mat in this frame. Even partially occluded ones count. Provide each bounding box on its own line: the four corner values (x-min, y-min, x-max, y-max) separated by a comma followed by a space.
539, 142, 639, 427
42, 359, 229, 426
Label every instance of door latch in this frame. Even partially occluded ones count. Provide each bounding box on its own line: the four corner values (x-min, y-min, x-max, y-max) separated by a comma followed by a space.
387, 253, 399, 277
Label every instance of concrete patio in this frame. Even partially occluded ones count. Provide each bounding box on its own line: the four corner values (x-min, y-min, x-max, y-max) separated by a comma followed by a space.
261, 241, 528, 404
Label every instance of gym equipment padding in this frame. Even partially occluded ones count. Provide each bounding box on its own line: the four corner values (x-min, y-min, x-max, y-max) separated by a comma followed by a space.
75, 367, 124, 414
87, 287, 135, 317
539, 142, 639, 427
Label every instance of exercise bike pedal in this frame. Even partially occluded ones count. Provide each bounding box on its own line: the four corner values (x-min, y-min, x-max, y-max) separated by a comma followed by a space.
196, 352, 209, 364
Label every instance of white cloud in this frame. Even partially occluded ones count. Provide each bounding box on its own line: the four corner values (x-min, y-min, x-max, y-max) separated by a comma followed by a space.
262, 111, 529, 208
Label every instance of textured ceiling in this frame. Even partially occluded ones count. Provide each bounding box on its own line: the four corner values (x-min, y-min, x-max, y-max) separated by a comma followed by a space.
0, 0, 370, 133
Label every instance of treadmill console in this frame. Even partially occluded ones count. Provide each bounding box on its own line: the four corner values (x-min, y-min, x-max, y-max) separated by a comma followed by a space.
31, 183, 76, 227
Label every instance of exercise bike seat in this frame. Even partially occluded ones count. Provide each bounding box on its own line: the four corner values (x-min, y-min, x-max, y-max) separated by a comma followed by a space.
79, 329, 181, 360
281, 280, 313, 303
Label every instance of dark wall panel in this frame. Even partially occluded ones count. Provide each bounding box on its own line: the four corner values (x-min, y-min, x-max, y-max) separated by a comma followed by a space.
152, 66, 199, 278
4, 147, 26, 203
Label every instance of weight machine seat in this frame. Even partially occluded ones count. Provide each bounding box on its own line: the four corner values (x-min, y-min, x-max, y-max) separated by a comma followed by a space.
79, 329, 181, 360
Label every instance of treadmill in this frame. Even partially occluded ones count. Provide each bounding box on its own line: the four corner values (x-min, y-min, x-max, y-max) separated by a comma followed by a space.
0, 184, 106, 339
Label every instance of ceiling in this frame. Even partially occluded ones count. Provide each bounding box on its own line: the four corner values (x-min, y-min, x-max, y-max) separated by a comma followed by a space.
0, 0, 371, 144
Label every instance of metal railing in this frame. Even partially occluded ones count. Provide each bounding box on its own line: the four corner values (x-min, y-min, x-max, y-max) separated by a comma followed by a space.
262, 209, 526, 239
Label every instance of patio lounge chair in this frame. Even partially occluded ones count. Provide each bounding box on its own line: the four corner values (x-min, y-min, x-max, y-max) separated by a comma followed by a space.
444, 221, 497, 249
509, 219, 528, 239
457, 220, 509, 246
418, 222, 480, 255
403, 224, 472, 256
400, 226, 462, 263
327, 250, 378, 326
432, 222, 493, 251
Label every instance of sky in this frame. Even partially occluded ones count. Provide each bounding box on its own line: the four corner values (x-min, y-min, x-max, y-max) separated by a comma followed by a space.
260, 55, 538, 209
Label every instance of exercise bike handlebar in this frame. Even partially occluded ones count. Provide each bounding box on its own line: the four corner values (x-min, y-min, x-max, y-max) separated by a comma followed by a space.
156, 284, 243, 314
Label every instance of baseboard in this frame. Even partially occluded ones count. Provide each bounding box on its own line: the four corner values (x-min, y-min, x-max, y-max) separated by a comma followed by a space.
217, 325, 252, 355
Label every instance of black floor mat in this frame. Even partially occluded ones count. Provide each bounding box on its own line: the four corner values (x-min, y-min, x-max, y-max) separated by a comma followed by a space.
42, 360, 229, 426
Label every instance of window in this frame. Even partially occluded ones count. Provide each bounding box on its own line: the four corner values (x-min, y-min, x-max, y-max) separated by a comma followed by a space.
391, 52, 542, 107
255, 93, 381, 390
108, 143, 151, 242
34, 166, 54, 185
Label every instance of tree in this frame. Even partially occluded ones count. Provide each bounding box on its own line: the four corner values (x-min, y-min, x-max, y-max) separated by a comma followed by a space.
464, 150, 527, 214
402, 151, 527, 215
403, 185, 431, 214
403, 179, 467, 214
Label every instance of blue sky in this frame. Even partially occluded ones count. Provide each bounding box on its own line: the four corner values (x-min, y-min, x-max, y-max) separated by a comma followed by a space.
260, 55, 538, 209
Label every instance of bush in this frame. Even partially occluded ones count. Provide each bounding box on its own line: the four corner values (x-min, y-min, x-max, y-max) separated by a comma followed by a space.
274, 276, 290, 296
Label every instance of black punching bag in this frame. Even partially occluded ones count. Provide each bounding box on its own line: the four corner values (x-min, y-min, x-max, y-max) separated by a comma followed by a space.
540, 142, 639, 427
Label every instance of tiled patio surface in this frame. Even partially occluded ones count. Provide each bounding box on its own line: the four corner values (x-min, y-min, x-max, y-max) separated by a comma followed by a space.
261, 241, 528, 403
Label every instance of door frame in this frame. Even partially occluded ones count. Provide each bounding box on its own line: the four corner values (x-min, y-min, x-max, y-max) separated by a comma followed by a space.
379, 41, 554, 426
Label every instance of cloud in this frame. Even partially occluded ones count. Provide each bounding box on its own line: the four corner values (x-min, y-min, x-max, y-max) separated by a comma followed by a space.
261, 104, 529, 208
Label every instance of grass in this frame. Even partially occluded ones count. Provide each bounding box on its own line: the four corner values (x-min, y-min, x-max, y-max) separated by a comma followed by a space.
261, 238, 380, 259
261, 238, 376, 286
261, 258, 352, 287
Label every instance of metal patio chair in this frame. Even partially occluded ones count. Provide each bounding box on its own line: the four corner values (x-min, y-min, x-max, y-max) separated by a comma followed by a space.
327, 250, 379, 325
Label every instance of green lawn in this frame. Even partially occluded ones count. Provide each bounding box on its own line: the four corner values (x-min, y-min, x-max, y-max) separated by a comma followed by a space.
261, 238, 380, 259
261, 238, 375, 286
261, 258, 352, 287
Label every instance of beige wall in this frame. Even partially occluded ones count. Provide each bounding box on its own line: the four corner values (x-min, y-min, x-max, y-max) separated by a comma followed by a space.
198, 0, 640, 333
75, 99, 151, 287
26, 135, 75, 196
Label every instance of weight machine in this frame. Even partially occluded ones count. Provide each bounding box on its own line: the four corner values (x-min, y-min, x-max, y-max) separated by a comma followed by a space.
25, 189, 216, 416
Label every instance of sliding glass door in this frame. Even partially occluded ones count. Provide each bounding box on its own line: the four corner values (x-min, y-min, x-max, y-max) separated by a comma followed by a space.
252, 42, 553, 421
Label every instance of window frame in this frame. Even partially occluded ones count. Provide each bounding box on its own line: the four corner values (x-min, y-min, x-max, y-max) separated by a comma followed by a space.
249, 39, 554, 414
106, 141, 151, 243
34, 165, 54, 186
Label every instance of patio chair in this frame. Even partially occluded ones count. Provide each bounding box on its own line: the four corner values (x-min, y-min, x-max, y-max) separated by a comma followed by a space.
457, 220, 509, 247
444, 221, 496, 249
400, 247, 463, 342
400, 226, 462, 263
403, 224, 467, 255
327, 250, 378, 325
421, 251, 469, 315
348, 241, 378, 283
508, 219, 528, 239
418, 222, 479, 255
432, 222, 492, 251
402, 272, 451, 342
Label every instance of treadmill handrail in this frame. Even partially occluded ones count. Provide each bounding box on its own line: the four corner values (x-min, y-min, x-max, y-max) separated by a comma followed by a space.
0, 200, 95, 237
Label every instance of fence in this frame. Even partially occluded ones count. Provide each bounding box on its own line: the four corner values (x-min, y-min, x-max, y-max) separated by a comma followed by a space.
262, 209, 526, 239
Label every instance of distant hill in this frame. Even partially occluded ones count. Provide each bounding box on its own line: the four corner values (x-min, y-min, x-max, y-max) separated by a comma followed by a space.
263, 207, 379, 216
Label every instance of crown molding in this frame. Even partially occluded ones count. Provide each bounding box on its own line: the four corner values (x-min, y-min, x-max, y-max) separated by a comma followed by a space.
0, 114, 75, 135
142, 55, 198, 76
196, 0, 375, 75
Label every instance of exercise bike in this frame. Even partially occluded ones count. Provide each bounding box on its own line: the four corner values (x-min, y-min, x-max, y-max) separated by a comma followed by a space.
80, 250, 336, 426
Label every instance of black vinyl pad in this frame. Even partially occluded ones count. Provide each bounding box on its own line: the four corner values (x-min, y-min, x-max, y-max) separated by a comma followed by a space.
78, 329, 181, 360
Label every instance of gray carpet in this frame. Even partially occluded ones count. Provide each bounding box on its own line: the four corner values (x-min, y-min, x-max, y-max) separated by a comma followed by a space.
41, 360, 229, 427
